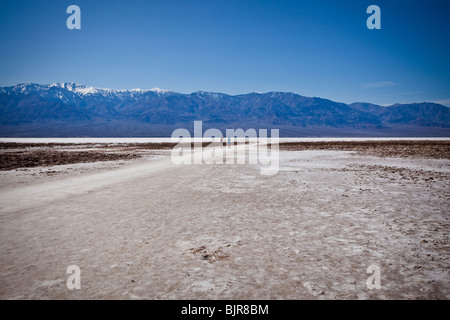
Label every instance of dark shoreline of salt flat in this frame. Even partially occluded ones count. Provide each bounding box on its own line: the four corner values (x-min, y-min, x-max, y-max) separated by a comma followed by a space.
1, 140, 449, 171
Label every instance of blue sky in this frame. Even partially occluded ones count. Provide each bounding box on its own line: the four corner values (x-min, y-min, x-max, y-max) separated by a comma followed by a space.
0, 0, 449, 106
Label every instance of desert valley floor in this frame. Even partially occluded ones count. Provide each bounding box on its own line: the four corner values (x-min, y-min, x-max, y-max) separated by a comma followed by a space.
0, 140, 449, 299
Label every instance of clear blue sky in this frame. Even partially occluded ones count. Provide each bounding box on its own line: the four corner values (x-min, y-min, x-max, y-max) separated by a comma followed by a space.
0, 0, 449, 106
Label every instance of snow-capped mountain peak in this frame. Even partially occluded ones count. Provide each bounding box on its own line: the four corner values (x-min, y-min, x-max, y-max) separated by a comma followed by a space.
50, 83, 107, 96
149, 87, 169, 94
48, 83, 170, 96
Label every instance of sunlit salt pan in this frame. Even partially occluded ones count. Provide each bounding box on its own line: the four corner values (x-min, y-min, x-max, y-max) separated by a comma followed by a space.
0, 137, 449, 144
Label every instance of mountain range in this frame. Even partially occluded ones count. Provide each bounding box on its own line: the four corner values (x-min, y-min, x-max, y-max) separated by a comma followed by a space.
1, 83, 449, 137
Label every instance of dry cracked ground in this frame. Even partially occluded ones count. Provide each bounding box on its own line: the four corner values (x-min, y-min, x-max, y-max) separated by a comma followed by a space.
0, 141, 448, 299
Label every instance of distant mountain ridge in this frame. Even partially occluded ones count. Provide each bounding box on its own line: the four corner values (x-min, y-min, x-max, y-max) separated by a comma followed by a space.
0, 83, 449, 137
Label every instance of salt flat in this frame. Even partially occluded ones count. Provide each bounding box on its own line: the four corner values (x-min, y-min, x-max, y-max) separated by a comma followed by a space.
0, 145, 448, 299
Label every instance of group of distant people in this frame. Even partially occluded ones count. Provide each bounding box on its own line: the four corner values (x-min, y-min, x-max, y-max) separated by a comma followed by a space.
219, 136, 231, 145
